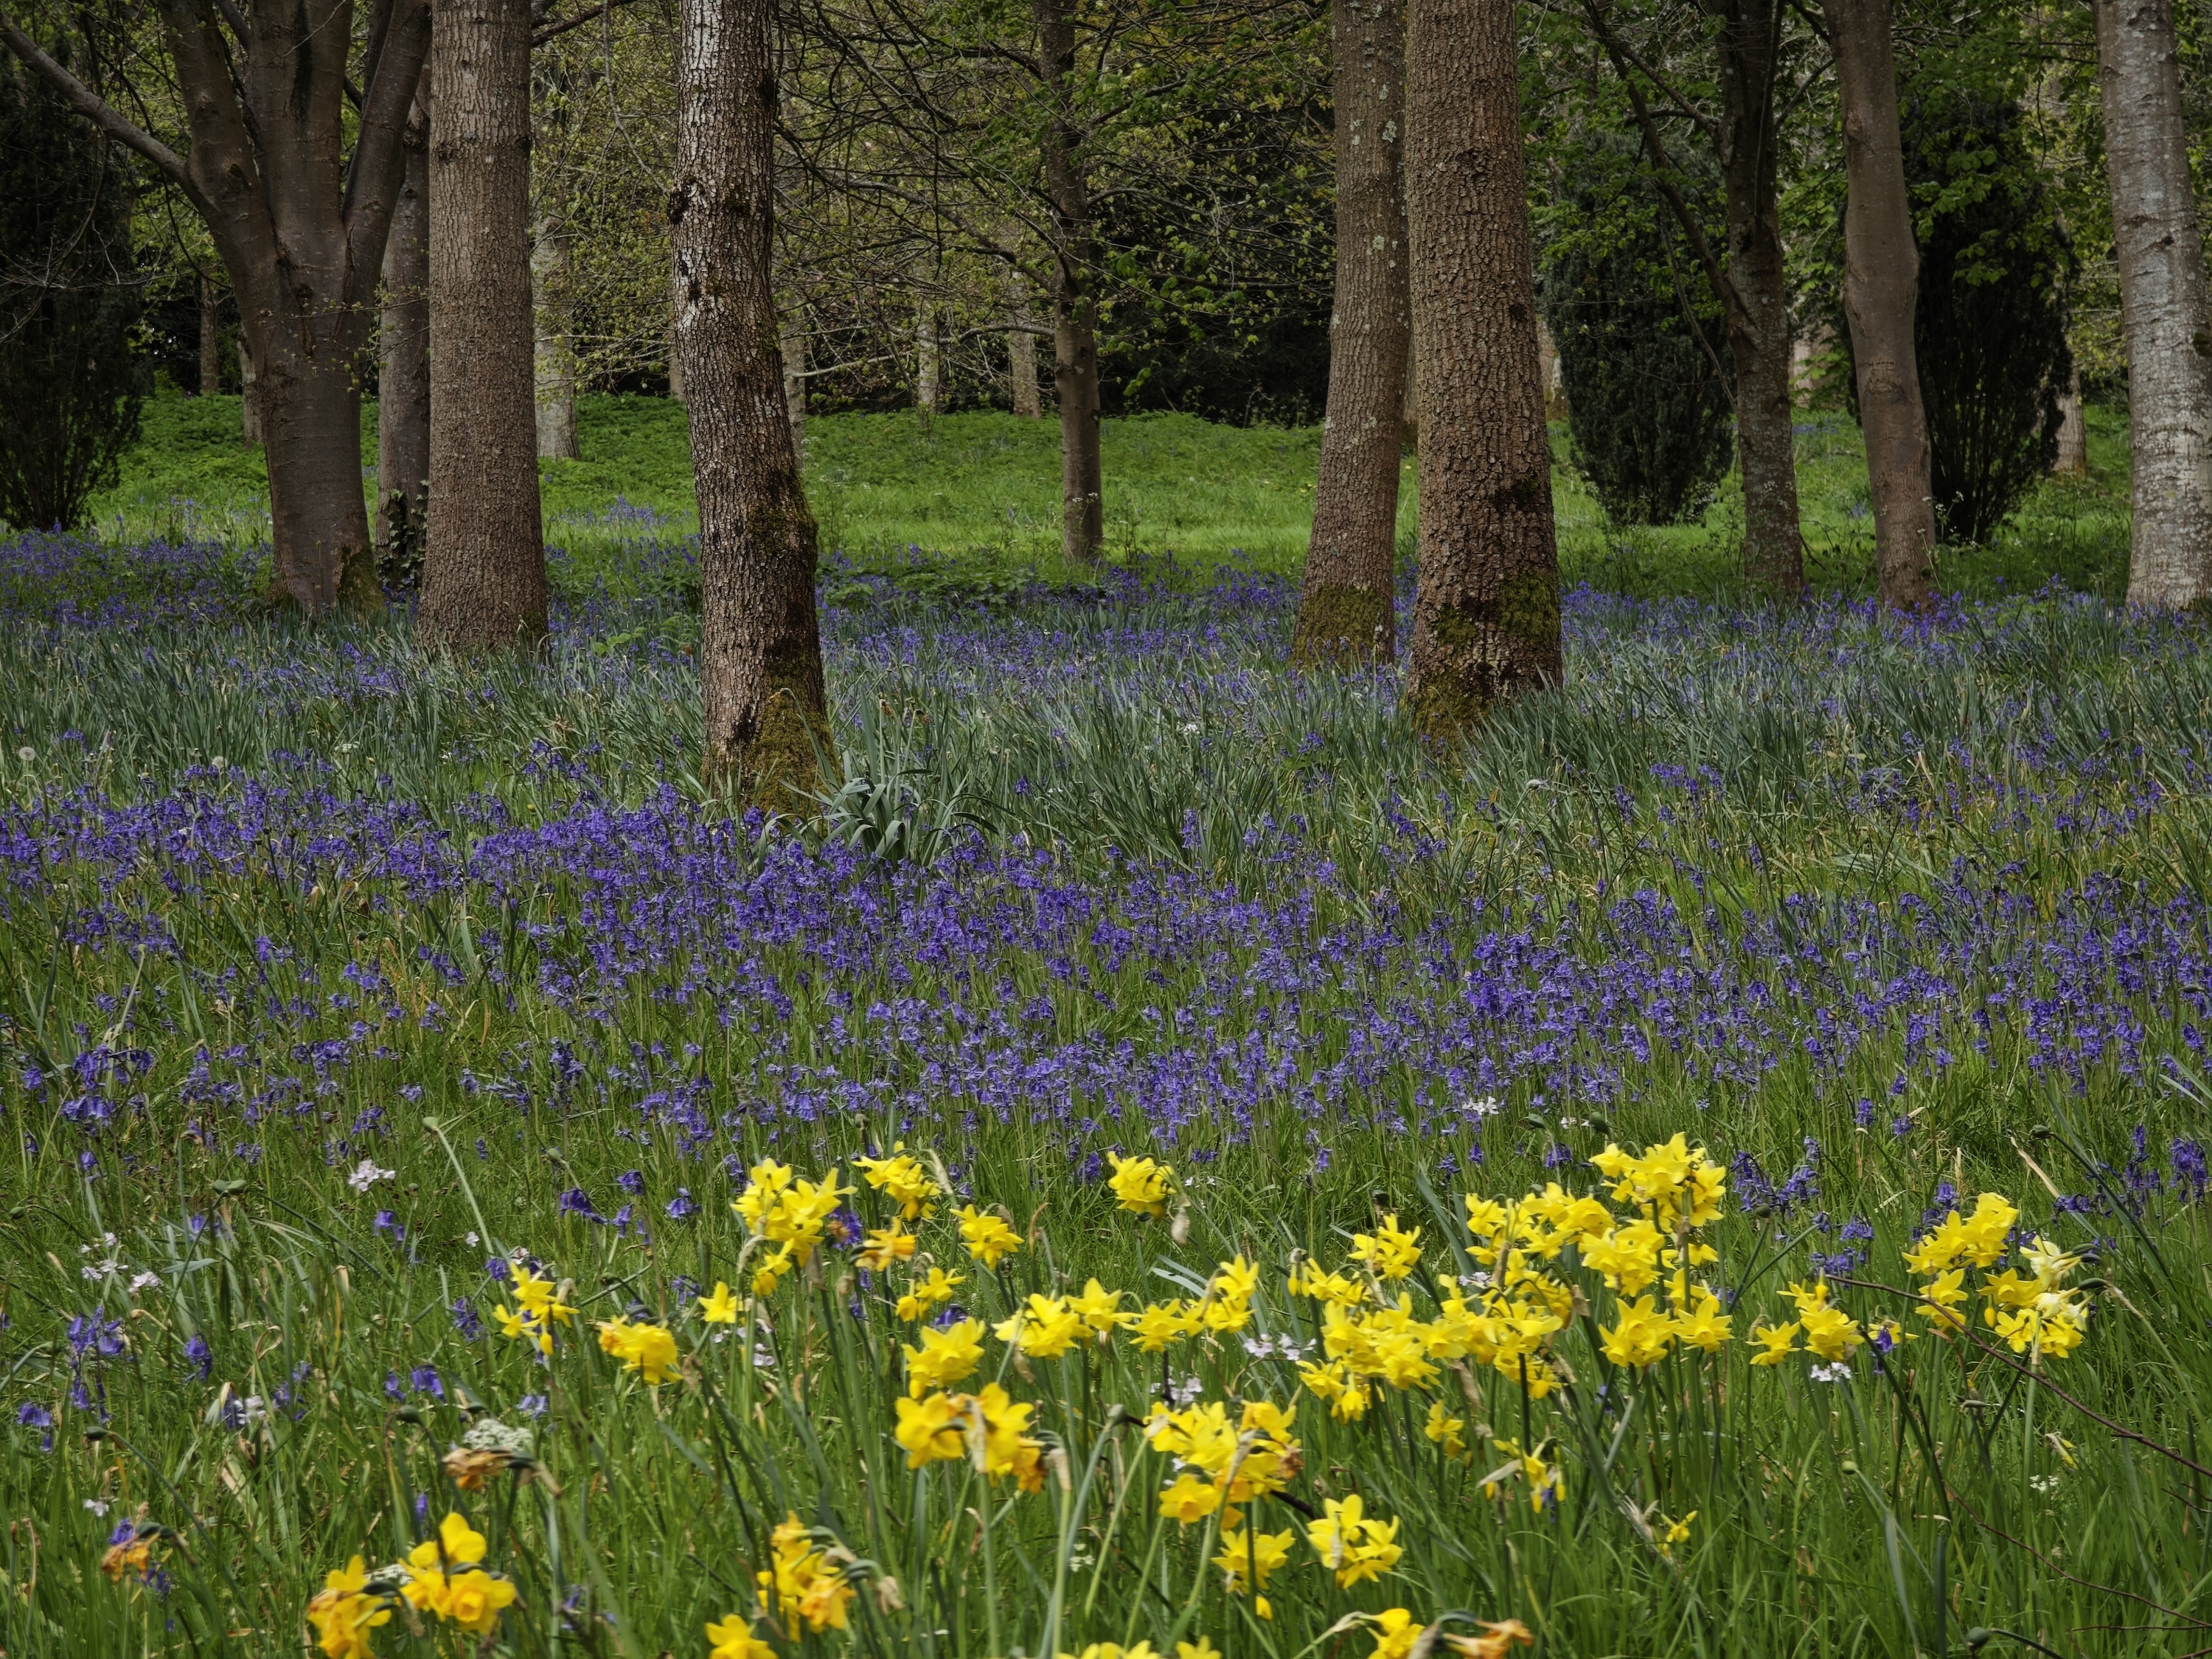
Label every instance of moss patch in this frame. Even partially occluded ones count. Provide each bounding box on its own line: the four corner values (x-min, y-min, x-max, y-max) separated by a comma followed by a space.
1290, 580, 1393, 667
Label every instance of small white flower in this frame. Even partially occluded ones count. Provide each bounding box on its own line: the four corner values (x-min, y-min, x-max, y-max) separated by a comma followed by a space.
1809, 1363, 1853, 1384
83, 1498, 109, 1516
1461, 1095, 1501, 1119
209, 756, 227, 772
466, 1231, 481, 1247
347, 1158, 397, 1192
1179, 722, 1200, 736
1169, 1376, 1205, 1408
1240, 1335, 1276, 1360
129, 1271, 162, 1293
15, 747, 33, 764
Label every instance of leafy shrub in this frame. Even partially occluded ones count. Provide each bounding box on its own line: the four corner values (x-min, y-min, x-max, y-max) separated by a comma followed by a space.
1539, 133, 1733, 526
0, 57, 147, 532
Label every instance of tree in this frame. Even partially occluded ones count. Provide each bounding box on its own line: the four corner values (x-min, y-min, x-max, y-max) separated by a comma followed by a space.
0, 0, 428, 613
1292, 0, 1410, 667
1828, 0, 1934, 611
1401, 0, 1559, 741
379, 80, 431, 588
2094, 0, 2212, 609
675, 0, 831, 802
1582, 0, 1809, 597
417, 0, 549, 650
0, 56, 145, 533
1539, 134, 1733, 527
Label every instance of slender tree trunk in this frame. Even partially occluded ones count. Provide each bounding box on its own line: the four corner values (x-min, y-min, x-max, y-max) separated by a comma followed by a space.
1401, 0, 1559, 741
668, 251, 687, 401
1037, 0, 1104, 563
2054, 361, 2087, 476
238, 333, 260, 445
1294, 0, 1410, 667
533, 216, 580, 459
675, 0, 829, 804
1828, 0, 1934, 611
378, 85, 431, 574
419, 0, 547, 650
1713, 0, 1804, 597
2096, 0, 2212, 608
1009, 265, 1043, 417
780, 314, 808, 466
915, 274, 941, 422
198, 274, 221, 394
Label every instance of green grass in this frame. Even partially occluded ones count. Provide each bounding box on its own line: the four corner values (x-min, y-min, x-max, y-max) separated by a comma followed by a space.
88, 390, 2135, 601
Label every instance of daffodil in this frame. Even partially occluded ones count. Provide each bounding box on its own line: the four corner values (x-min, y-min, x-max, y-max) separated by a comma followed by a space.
1105, 1152, 1175, 1218
957, 1204, 1023, 1267
697, 1281, 740, 1324
903, 1317, 985, 1392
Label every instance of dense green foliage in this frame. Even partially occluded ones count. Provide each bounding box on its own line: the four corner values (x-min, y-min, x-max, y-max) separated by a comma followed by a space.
0, 58, 147, 533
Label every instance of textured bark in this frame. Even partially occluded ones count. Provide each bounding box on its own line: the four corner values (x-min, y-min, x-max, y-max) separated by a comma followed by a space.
238, 335, 261, 445
1009, 265, 1043, 417
379, 87, 431, 566
1, 0, 427, 614
198, 275, 221, 394
668, 254, 686, 401
419, 0, 548, 651
533, 217, 580, 459
914, 278, 940, 420
1828, 0, 1934, 611
2096, 0, 2212, 608
675, 0, 830, 807
1712, 0, 1804, 597
1294, 0, 1409, 667
1038, 0, 1104, 563
1400, 0, 1559, 742
780, 315, 808, 465
2053, 361, 2087, 476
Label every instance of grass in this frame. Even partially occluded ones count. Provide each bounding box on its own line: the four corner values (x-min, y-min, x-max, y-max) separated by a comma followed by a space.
1, 400, 2201, 1658
88, 390, 2135, 601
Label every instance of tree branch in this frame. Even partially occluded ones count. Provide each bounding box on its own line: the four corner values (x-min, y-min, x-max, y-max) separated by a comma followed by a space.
341, 0, 430, 284
0, 13, 200, 203
532, 0, 643, 47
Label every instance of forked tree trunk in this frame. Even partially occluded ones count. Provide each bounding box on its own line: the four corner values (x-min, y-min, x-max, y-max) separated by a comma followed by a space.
1038, 0, 1104, 563
1009, 265, 1043, 417
1828, 0, 1935, 611
419, 0, 547, 650
198, 274, 221, 394
675, 0, 830, 805
1293, 0, 1409, 667
2096, 0, 2212, 608
533, 216, 581, 460
2053, 361, 2087, 476
780, 315, 808, 465
1400, 0, 1559, 741
1714, 0, 1804, 598
379, 88, 431, 570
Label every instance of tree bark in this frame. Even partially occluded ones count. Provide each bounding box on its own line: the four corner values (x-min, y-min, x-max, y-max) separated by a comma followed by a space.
915, 274, 940, 421
1, 1, 425, 614
780, 313, 808, 465
238, 333, 261, 445
418, 0, 547, 651
1009, 265, 1043, 417
2053, 360, 2087, 476
1294, 0, 1409, 667
668, 251, 686, 401
1712, 0, 1804, 598
198, 274, 221, 394
1828, 0, 1935, 611
2096, 0, 2212, 608
533, 215, 580, 459
1037, 0, 1104, 563
1400, 0, 1559, 742
675, 0, 830, 806
379, 84, 431, 571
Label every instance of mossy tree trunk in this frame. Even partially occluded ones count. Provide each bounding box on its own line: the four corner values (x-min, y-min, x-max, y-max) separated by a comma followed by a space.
1293, 0, 1411, 668
1828, 0, 1935, 611
419, 0, 547, 650
675, 0, 830, 809
1400, 0, 1560, 742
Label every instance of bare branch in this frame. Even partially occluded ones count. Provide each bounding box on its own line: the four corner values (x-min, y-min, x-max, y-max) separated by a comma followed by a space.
0, 13, 200, 202
532, 0, 643, 47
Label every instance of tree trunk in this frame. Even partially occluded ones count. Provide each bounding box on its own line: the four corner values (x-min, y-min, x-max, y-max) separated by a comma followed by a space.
379, 86, 431, 574
198, 274, 222, 394
780, 314, 808, 465
1714, 0, 1804, 598
419, 0, 547, 651
2096, 0, 2212, 608
668, 251, 687, 402
533, 216, 581, 460
1828, 0, 1935, 611
238, 333, 261, 445
1400, 0, 1559, 741
1009, 265, 1043, 417
915, 276, 940, 422
675, 0, 830, 806
1037, 0, 1104, 563
1293, 0, 1409, 667
2054, 361, 2087, 476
